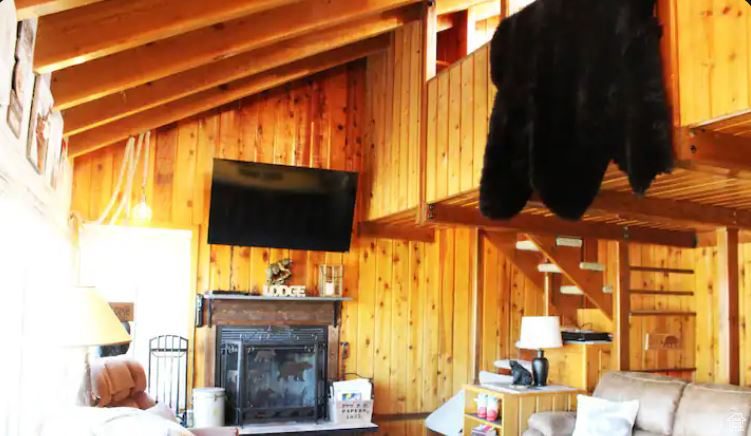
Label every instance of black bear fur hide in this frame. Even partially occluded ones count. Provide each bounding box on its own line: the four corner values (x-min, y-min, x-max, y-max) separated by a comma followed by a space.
479, 0, 673, 221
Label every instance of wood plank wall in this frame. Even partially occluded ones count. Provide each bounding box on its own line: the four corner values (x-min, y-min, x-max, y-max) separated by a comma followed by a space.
625, 243, 696, 372
341, 229, 545, 435
677, 0, 751, 125
71, 63, 366, 389
586, 243, 697, 374
694, 244, 751, 386
362, 22, 424, 220
425, 43, 492, 203
478, 233, 545, 371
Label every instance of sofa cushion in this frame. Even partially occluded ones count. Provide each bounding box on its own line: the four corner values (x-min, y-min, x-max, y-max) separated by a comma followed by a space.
527, 411, 576, 436
593, 371, 687, 435
673, 383, 751, 436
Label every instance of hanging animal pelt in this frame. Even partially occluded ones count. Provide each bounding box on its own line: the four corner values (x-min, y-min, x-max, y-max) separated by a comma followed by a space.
479, 0, 673, 221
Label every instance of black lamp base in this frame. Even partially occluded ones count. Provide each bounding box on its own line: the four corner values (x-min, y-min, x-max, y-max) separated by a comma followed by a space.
532, 349, 549, 386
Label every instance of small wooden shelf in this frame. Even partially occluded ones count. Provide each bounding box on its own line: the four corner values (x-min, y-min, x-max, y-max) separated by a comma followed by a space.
630, 310, 697, 317
463, 384, 582, 436
464, 413, 503, 430
629, 266, 694, 274
630, 289, 694, 296
204, 293, 352, 302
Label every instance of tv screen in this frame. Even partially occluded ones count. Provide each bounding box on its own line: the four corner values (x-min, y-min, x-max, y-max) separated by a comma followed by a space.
207, 159, 358, 252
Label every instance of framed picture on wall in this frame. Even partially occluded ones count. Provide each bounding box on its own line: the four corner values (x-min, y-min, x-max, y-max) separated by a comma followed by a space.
0, 0, 16, 108
7, 20, 35, 142
27, 74, 54, 174
46, 110, 66, 189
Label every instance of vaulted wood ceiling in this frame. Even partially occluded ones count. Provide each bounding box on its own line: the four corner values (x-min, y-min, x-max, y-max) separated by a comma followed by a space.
22, 0, 489, 158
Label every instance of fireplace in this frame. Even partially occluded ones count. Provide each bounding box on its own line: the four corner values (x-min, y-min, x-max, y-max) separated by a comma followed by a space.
216, 325, 328, 424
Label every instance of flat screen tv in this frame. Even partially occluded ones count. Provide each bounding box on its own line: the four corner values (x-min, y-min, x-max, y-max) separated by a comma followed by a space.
208, 159, 358, 252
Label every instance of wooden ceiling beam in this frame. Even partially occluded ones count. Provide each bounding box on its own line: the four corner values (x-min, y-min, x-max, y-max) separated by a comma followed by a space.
527, 190, 751, 230
358, 222, 435, 243
14, 0, 104, 20
677, 127, 751, 170
424, 203, 698, 248
67, 36, 388, 158
51, 0, 419, 109
436, 0, 495, 15
62, 5, 420, 136
34, 0, 299, 73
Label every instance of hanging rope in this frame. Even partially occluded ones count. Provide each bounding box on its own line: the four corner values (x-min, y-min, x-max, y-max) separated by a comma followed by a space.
140, 131, 151, 203
94, 137, 134, 224
110, 132, 144, 225
90, 130, 151, 225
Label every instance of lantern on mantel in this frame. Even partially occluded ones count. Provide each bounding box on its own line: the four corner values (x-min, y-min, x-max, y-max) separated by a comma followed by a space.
318, 264, 343, 297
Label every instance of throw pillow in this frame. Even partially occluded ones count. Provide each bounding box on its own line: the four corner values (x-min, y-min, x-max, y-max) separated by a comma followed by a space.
147, 402, 179, 422
572, 394, 639, 436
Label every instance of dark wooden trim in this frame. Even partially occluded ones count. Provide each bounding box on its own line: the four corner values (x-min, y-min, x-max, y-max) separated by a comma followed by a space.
358, 222, 435, 243
424, 203, 698, 248
634, 367, 697, 373
615, 242, 630, 371
373, 412, 431, 422
717, 227, 740, 385
471, 228, 483, 384
629, 266, 695, 274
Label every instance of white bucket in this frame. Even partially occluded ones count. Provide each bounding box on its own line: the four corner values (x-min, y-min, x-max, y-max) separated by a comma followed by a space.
192, 387, 225, 428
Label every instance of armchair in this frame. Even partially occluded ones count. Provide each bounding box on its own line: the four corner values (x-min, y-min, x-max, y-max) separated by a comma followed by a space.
90, 356, 237, 436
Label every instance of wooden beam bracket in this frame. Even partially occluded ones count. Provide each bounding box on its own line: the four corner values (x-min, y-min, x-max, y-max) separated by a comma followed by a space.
423, 203, 697, 248
677, 127, 751, 171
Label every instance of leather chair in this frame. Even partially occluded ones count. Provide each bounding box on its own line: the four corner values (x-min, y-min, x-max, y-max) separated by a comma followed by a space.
90, 356, 238, 436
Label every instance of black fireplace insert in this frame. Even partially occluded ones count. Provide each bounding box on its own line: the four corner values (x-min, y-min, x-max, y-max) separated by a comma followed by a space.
216, 325, 328, 424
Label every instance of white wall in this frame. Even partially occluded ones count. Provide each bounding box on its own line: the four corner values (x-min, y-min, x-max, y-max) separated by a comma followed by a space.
0, 6, 75, 433
79, 224, 193, 412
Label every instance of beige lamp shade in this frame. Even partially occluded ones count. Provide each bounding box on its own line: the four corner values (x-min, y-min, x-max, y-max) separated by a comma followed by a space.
56, 286, 131, 347
516, 316, 563, 350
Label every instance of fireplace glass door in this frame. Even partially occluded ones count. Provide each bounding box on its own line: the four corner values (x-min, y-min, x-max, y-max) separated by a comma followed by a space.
245, 345, 319, 420
217, 326, 328, 425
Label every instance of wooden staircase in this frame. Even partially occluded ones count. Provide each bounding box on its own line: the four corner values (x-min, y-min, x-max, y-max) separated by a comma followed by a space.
488, 232, 614, 324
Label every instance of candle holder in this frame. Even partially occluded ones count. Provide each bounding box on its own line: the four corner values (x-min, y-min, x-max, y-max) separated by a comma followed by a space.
318, 264, 343, 297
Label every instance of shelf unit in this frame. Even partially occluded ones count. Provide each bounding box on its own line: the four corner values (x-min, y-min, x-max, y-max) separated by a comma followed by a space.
463, 384, 583, 436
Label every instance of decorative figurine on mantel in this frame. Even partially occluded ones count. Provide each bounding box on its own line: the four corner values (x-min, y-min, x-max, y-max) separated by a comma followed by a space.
266, 258, 293, 285
263, 258, 306, 297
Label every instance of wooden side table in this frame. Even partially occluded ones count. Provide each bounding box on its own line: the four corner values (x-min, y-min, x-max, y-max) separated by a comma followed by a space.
463, 384, 583, 436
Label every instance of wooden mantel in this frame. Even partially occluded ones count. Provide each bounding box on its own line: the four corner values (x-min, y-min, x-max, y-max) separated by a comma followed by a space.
197, 292, 350, 327
196, 291, 348, 385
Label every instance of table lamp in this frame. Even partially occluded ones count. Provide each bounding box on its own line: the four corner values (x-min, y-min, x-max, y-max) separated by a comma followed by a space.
58, 286, 131, 404
516, 316, 563, 386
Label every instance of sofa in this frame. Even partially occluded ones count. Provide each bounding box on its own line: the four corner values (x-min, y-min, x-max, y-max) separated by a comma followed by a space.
524, 371, 751, 436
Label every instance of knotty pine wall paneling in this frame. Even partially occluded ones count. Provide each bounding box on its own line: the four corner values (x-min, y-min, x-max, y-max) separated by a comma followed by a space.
676, 0, 751, 125
72, 64, 366, 391
695, 243, 751, 386
362, 22, 424, 220
425, 43, 493, 204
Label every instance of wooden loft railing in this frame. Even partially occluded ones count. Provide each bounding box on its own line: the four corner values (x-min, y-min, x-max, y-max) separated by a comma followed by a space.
362, 1, 751, 246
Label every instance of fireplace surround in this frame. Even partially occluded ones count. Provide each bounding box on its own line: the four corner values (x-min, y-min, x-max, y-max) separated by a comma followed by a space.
196, 292, 351, 426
